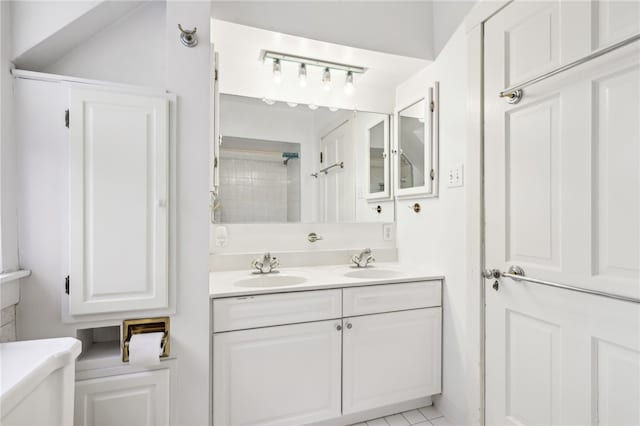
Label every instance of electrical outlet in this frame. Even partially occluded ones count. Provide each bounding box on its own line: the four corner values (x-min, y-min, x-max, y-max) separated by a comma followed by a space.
447, 164, 464, 188
383, 223, 394, 241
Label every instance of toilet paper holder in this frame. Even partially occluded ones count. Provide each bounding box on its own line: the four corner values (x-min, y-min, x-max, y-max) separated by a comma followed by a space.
122, 317, 170, 363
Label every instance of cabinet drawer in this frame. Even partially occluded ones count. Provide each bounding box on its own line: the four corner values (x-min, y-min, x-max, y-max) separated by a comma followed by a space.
343, 281, 441, 316
213, 289, 342, 332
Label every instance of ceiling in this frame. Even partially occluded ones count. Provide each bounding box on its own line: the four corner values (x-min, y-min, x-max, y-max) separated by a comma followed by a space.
211, 1, 439, 60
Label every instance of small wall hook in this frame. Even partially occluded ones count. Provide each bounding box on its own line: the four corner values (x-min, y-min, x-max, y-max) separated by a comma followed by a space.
178, 24, 198, 48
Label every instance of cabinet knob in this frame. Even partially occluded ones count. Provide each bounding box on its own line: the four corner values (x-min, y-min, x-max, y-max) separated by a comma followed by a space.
346, 323, 353, 329
336, 324, 342, 331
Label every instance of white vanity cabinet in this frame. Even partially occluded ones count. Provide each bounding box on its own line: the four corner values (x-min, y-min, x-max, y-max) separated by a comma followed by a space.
212, 280, 442, 425
74, 369, 170, 426
342, 308, 442, 414
213, 320, 343, 426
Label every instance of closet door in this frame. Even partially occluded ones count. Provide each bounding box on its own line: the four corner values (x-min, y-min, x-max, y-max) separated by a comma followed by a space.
68, 88, 169, 315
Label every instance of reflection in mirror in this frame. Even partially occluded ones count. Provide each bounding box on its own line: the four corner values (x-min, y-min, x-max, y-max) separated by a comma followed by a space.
217, 137, 300, 223
398, 99, 425, 189
214, 94, 393, 224
368, 121, 385, 194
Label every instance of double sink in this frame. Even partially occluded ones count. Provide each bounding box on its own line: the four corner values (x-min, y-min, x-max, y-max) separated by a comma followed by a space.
234, 266, 406, 288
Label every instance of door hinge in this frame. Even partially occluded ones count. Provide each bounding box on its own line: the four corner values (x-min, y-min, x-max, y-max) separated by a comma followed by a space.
320, 152, 324, 164
430, 169, 435, 180
64, 275, 70, 294
65, 109, 69, 128
214, 69, 219, 81
430, 101, 435, 112
214, 157, 218, 168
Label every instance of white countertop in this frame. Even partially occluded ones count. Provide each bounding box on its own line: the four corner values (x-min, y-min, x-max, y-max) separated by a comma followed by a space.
1, 337, 81, 416
210, 263, 444, 298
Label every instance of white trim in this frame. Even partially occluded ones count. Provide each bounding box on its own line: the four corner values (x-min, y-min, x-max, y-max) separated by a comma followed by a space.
465, 25, 485, 426
0, 269, 31, 284
11, 69, 169, 97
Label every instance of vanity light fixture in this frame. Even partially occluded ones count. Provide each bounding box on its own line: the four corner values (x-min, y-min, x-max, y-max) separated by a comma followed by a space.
272, 59, 282, 85
322, 68, 332, 91
298, 63, 307, 87
261, 50, 366, 93
308, 104, 319, 110
344, 71, 355, 95
287, 102, 298, 108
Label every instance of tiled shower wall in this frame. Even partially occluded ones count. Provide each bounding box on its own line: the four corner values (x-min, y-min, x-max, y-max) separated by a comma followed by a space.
0, 305, 16, 342
218, 156, 300, 223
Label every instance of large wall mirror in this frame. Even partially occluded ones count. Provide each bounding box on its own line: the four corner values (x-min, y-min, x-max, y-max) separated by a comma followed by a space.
211, 94, 394, 224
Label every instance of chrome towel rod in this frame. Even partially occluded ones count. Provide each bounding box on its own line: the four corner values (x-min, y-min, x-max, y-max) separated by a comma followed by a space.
311, 161, 344, 178
502, 265, 640, 305
500, 32, 640, 104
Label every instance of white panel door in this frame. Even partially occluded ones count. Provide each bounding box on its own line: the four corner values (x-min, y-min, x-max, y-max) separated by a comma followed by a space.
213, 320, 342, 426
342, 308, 442, 414
74, 369, 170, 426
484, 2, 640, 425
68, 88, 169, 315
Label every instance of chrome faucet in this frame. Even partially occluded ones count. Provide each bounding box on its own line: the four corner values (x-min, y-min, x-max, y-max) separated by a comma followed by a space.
351, 248, 375, 268
251, 252, 279, 274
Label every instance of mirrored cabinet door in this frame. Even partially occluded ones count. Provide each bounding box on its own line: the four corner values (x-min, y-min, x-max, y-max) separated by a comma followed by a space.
365, 116, 391, 200
395, 82, 439, 198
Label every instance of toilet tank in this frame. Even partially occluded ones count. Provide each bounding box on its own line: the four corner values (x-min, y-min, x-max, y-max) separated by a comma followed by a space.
0, 337, 81, 426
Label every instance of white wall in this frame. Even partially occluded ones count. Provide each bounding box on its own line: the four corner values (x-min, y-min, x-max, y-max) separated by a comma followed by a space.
11, 0, 100, 59
0, 1, 19, 272
395, 25, 474, 426
432, 1, 477, 57
211, 1, 435, 60
164, 4, 211, 424
13, 2, 211, 425
44, 1, 166, 88
211, 19, 430, 114
10, 1, 144, 71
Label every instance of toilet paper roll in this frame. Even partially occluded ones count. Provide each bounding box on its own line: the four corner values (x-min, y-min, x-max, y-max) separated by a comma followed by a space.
128, 332, 164, 367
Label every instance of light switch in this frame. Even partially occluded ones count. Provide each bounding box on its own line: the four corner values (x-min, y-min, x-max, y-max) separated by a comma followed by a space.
447, 164, 464, 188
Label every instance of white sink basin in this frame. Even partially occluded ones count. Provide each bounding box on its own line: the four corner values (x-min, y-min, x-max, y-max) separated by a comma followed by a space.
235, 274, 307, 288
343, 268, 405, 279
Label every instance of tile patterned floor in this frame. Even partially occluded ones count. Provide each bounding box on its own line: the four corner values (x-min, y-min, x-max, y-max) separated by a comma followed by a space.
350, 405, 452, 426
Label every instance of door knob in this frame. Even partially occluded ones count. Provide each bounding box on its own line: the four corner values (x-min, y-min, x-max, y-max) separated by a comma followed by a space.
346, 323, 353, 329
336, 324, 342, 331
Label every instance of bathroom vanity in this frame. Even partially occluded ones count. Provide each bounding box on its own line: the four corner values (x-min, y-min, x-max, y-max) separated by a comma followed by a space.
210, 265, 443, 426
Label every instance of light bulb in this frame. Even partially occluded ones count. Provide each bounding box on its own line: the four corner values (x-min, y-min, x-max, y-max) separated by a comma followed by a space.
298, 63, 307, 87
287, 102, 298, 108
308, 104, 319, 110
344, 71, 355, 95
322, 67, 332, 92
328, 107, 338, 112
262, 98, 276, 105
272, 59, 282, 85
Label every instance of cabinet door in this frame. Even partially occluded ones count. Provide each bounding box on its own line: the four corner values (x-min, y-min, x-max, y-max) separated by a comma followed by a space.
68, 88, 169, 315
342, 308, 442, 414
213, 320, 342, 426
74, 369, 170, 426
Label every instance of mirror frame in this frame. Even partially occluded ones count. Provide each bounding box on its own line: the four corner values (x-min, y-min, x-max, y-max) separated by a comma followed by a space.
394, 81, 439, 199
365, 115, 391, 201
